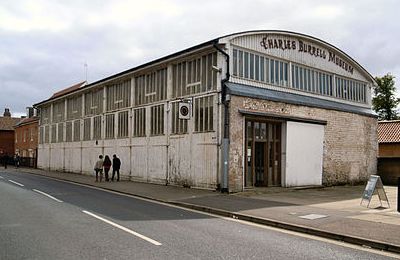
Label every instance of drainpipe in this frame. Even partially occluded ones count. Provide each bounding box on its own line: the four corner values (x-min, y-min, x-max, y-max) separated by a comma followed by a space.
213, 41, 230, 193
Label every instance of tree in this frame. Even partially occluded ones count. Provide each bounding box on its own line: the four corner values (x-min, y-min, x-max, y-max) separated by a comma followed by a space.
372, 73, 399, 120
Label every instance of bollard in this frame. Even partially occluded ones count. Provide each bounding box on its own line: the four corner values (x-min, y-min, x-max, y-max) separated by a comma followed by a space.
398, 177, 400, 213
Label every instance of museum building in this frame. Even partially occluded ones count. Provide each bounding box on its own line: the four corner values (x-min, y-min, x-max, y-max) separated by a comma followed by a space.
35, 31, 377, 192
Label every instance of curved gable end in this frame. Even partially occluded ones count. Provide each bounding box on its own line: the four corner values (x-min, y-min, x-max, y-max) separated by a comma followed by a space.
219, 31, 374, 109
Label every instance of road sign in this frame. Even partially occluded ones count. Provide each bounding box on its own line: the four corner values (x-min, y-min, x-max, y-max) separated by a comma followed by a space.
360, 175, 390, 208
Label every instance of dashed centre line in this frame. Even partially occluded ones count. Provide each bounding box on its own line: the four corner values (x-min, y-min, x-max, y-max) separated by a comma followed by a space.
0, 176, 4, 179
33, 189, 63, 203
82, 210, 162, 246
8, 180, 24, 187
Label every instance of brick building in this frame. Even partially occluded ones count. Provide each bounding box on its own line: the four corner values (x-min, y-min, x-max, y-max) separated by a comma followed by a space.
35, 31, 377, 192
14, 109, 39, 161
376, 120, 400, 184
0, 108, 21, 159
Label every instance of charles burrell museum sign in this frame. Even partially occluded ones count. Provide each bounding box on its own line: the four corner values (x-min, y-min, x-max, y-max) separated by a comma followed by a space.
260, 36, 354, 74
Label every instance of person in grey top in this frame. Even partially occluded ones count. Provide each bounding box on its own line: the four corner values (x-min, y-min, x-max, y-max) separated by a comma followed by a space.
94, 155, 104, 182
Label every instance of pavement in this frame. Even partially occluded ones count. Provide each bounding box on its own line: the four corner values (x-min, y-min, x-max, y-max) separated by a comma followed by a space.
3, 167, 400, 254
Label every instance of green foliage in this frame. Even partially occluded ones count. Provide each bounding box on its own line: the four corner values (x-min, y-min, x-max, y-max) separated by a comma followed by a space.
372, 73, 399, 120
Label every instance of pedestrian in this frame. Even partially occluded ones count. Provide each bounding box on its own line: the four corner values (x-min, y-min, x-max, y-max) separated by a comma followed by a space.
14, 154, 20, 168
94, 155, 104, 182
103, 155, 112, 182
4, 154, 8, 169
3, 154, 8, 169
112, 154, 121, 181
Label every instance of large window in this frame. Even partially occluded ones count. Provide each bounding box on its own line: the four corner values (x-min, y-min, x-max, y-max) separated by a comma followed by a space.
66, 122, 72, 142
172, 52, 217, 98
83, 118, 91, 141
73, 120, 81, 142
171, 102, 188, 135
39, 127, 44, 144
57, 123, 64, 142
118, 111, 129, 138
52, 101, 65, 123
106, 80, 131, 111
233, 48, 288, 87
45, 125, 50, 143
135, 68, 167, 105
51, 124, 57, 143
40, 106, 51, 125
67, 95, 82, 120
150, 105, 164, 136
335, 77, 366, 103
93, 116, 102, 140
291, 64, 333, 96
194, 95, 214, 132
85, 88, 103, 116
105, 114, 115, 139
133, 108, 146, 137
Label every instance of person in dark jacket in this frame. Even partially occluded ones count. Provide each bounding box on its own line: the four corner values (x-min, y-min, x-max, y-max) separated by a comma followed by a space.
103, 155, 112, 182
112, 154, 121, 181
2, 154, 8, 169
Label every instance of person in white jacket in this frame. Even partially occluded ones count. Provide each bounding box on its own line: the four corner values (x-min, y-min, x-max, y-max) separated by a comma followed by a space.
94, 155, 104, 182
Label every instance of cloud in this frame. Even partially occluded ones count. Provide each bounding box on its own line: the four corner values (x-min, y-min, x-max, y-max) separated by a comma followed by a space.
1, 0, 400, 114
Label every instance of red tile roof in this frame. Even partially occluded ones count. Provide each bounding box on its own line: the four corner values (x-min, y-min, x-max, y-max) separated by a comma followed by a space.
50, 81, 86, 99
15, 116, 39, 127
377, 120, 400, 143
0, 117, 21, 131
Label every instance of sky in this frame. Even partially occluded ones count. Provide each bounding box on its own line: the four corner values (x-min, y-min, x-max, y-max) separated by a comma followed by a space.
1, 0, 399, 117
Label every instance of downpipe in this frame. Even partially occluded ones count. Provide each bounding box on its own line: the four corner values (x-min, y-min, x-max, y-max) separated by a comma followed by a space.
213, 41, 230, 193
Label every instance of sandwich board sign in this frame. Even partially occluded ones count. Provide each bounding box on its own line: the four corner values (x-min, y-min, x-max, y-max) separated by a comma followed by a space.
360, 175, 390, 208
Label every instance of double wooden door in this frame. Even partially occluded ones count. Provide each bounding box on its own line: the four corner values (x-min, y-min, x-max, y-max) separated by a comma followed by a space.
245, 120, 282, 187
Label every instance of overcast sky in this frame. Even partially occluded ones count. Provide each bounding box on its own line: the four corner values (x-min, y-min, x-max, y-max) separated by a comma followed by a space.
1, 0, 399, 116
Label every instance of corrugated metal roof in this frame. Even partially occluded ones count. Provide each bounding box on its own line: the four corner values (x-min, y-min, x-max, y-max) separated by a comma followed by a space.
377, 120, 400, 143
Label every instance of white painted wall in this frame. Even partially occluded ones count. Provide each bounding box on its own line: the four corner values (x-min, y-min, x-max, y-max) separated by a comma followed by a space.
285, 121, 324, 187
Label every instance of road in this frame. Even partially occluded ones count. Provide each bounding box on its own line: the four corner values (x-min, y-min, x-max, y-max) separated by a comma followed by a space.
0, 170, 397, 260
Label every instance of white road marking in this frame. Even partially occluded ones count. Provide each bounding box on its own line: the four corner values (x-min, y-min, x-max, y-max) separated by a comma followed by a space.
33, 189, 63, 203
8, 180, 24, 187
23, 173, 396, 257
0, 176, 4, 179
82, 210, 162, 246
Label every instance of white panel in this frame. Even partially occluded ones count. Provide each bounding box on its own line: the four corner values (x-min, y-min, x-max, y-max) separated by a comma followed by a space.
49, 146, 64, 171
191, 132, 218, 188
64, 148, 81, 172
131, 145, 148, 180
285, 121, 324, 187
168, 136, 192, 186
148, 145, 167, 182
37, 146, 49, 169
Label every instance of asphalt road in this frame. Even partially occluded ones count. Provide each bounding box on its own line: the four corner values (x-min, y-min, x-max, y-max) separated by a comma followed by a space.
0, 170, 397, 260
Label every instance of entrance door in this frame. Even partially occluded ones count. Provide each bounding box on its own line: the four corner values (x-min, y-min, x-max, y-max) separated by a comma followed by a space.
245, 119, 281, 187
254, 142, 266, 186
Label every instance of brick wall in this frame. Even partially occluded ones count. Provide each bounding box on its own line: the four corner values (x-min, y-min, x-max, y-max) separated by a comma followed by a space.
0, 130, 15, 156
15, 121, 38, 158
228, 95, 378, 192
